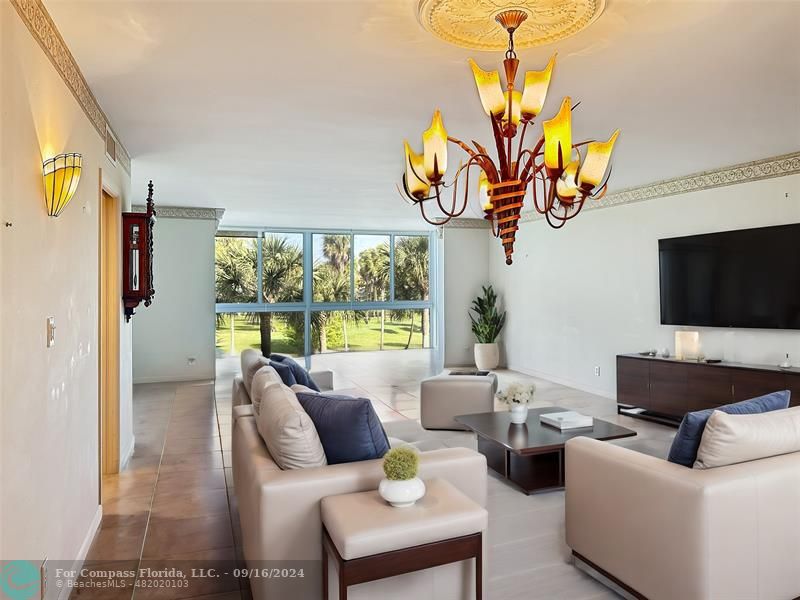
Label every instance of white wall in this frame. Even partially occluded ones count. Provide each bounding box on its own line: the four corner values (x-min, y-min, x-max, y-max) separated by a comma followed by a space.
442, 226, 490, 366
0, 0, 131, 568
133, 216, 217, 383
489, 174, 800, 398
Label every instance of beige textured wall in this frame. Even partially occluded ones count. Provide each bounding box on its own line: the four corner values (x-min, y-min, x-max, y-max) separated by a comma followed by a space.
0, 0, 131, 568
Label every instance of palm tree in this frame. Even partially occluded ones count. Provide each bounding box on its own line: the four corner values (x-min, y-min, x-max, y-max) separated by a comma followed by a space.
215, 237, 257, 354
394, 236, 430, 348
356, 243, 390, 348
259, 235, 303, 355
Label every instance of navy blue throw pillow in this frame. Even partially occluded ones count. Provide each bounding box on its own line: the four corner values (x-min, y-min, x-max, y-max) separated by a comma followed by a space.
270, 354, 320, 392
267, 359, 297, 388
295, 392, 389, 464
667, 390, 791, 467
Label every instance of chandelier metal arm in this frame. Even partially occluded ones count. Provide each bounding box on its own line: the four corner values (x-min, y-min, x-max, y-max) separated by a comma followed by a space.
489, 115, 510, 178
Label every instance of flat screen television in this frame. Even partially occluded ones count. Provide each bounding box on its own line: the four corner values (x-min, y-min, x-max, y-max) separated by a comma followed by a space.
659, 224, 800, 330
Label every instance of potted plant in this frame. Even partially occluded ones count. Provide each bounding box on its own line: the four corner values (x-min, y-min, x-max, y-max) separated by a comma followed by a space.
469, 285, 506, 370
378, 447, 426, 507
497, 382, 536, 424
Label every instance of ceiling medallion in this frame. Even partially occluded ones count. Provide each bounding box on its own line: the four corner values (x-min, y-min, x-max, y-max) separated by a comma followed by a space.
417, 0, 605, 51
399, 10, 619, 265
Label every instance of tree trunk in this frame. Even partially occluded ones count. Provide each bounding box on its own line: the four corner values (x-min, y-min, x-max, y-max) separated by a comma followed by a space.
380, 310, 385, 351
405, 312, 415, 349
319, 321, 328, 353
342, 315, 349, 351
421, 308, 429, 349
229, 314, 236, 356
259, 313, 272, 356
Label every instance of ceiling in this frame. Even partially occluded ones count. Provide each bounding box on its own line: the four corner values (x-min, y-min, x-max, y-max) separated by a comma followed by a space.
46, 0, 800, 228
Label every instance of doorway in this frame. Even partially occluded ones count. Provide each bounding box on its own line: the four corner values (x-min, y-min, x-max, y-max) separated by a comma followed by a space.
99, 185, 121, 491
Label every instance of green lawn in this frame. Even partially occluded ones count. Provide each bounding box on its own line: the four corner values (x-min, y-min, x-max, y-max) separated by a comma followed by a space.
216, 313, 429, 356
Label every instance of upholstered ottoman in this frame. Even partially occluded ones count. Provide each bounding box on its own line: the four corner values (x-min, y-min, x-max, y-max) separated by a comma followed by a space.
321, 478, 487, 600
420, 371, 498, 431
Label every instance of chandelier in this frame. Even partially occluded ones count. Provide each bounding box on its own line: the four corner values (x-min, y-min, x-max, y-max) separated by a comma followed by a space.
400, 9, 619, 265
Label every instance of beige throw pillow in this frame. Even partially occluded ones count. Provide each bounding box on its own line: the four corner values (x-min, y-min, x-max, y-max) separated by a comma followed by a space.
250, 365, 283, 414
243, 351, 270, 396
694, 406, 800, 469
255, 382, 327, 470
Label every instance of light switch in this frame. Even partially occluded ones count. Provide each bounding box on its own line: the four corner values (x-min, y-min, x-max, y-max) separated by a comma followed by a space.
47, 317, 55, 348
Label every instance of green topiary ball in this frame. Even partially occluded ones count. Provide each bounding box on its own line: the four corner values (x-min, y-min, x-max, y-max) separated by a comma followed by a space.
382, 447, 419, 481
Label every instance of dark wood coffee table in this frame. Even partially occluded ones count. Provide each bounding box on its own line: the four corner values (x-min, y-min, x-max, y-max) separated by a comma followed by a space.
455, 407, 636, 494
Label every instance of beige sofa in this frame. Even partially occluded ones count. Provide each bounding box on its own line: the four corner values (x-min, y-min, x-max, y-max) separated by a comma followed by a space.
231, 352, 488, 600
565, 437, 800, 600
232, 349, 335, 408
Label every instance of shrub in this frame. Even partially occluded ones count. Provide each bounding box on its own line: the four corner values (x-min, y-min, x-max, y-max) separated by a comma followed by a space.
382, 447, 419, 481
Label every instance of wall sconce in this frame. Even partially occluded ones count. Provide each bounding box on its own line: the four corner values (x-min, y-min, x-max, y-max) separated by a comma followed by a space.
43, 153, 82, 217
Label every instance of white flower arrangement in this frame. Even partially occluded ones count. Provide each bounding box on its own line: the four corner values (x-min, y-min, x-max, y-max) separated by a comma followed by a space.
496, 383, 536, 406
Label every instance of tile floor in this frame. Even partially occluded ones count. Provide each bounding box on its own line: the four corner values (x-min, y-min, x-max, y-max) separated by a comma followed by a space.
75, 350, 677, 599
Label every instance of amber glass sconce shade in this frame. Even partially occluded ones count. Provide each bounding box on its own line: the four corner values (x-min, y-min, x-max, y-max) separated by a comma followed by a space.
43, 153, 82, 217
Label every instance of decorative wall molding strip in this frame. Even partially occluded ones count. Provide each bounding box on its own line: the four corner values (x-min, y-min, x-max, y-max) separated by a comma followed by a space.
443, 218, 489, 229
10, 0, 132, 173
520, 151, 800, 223
133, 205, 226, 223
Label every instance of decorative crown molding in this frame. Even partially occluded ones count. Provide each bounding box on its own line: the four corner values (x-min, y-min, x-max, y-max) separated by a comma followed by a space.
133, 205, 226, 223
444, 218, 490, 229
520, 151, 800, 223
10, 0, 131, 173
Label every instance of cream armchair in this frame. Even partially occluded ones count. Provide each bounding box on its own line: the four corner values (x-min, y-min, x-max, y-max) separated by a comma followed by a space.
565, 437, 800, 600
233, 412, 488, 600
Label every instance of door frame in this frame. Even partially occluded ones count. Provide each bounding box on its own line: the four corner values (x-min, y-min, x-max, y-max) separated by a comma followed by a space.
99, 171, 121, 490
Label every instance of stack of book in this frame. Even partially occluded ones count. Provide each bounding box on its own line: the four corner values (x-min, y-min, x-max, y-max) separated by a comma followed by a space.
539, 411, 594, 430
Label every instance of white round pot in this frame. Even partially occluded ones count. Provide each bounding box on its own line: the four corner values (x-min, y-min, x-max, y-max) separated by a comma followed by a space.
474, 343, 499, 370
378, 477, 426, 508
509, 404, 529, 424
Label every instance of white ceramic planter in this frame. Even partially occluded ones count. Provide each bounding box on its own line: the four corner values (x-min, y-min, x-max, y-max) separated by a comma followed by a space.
474, 343, 499, 370
509, 404, 529, 424
378, 477, 426, 508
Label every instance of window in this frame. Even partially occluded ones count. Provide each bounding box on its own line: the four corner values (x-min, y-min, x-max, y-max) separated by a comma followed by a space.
215, 234, 258, 303
355, 235, 390, 302
262, 233, 303, 303
215, 229, 434, 363
393, 235, 429, 301
215, 311, 304, 357
313, 234, 351, 303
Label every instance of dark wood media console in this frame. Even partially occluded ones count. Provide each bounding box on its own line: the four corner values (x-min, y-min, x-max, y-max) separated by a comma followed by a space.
617, 354, 800, 423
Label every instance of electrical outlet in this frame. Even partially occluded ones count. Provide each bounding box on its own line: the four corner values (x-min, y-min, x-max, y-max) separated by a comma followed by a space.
594, 366, 600, 377
187, 357, 196, 366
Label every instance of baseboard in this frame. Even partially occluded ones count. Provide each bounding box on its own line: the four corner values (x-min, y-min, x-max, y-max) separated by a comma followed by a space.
133, 373, 214, 384
55, 504, 102, 599
119, 434, 135, 470
506, 363, 615, 400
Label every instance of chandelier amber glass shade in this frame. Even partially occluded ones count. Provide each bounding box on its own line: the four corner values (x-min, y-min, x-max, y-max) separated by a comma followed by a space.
468, 59, 506, 117
556, 160, 579, 200
404, 141, 430, 199
43, 153, 82, 217
422, 109, 448, 181
578, 129, 620, 189
520, 55, 556, 120
543, 97, 572, 174
478, 170, 491, 211
399, 10, 619, 265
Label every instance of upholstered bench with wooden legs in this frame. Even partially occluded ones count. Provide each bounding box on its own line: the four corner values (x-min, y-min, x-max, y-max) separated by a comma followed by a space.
320, 478, 488, 600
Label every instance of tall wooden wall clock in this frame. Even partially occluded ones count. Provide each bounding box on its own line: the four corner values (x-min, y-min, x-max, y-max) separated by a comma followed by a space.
122, 181, 156, 321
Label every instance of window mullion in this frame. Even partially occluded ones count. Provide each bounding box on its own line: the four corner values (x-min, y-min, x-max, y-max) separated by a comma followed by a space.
389, 234, 395, 303
256, 231, 264, 304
